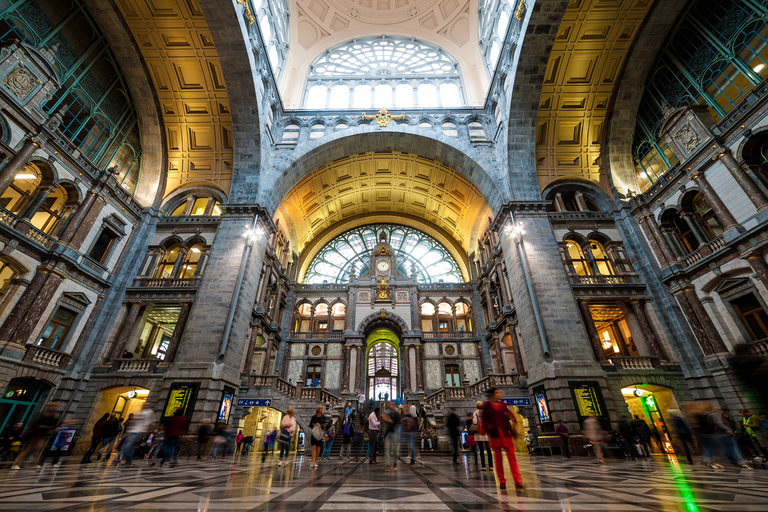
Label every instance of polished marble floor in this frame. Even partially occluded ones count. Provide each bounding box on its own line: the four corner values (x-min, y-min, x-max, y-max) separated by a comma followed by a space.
1, 451, 768, 512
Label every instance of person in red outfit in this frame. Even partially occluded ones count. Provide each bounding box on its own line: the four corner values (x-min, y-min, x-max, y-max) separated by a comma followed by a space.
481, 388, 523, 490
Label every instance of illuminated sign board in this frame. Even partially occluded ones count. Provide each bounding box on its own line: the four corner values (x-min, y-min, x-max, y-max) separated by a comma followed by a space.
163, 382, 200, 419
569, 381, 608, 422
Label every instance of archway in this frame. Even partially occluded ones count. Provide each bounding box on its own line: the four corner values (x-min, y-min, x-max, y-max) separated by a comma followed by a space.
365, 328, 400, 402
620, 384, 683, 457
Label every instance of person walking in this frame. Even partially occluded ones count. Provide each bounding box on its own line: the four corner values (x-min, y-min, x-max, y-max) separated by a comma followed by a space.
617, 416, 636, 459
278, 407, 296, 466
668, 409, 694, 464
321, 419, 335, 460
583, 416, 605, 464
741, 409, 768, 461
357, 392, 366, 415
345, 403, 355, 421
160, 409, 189, 467
309, 405, 326, 469
197, 418, 212, 459
482, 388, 523, 490
403, 408, 419, 465
11, 402, 60, 470
367, 408, 380, 464
630, 415, 652, 459
382, 401, 400, 471
81, 413, 109, 464
446, 407, 461, 465
472, 401, 493, 471
340, 416, 354, 460
465, 412, 479, 465
236, 430, 244, 454
555, 420, 571, 459
96, 414, 120, 462
119, 402, 154, 467
261, 429, 273, 463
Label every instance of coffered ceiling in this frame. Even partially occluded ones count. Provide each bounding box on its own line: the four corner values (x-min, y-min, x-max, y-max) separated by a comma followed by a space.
280, 0, 487, 107
535, 0, 653, 193
275, 151, 492, 264
113, 0, 234, 196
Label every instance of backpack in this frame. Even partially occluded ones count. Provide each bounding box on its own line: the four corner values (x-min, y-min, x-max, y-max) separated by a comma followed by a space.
311, 423, 324, 441
343, 423, 353, 436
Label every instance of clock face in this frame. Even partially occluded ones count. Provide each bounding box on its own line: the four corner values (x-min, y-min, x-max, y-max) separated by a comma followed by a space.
377, 260, 390, 273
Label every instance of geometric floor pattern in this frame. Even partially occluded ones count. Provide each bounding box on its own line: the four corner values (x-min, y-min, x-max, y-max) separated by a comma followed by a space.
2, 452, 768, 511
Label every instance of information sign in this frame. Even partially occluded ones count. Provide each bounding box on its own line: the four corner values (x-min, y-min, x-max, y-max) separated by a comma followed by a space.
500, 397, 531, 406
236, 398, 273, 407
163, 382, 200, 418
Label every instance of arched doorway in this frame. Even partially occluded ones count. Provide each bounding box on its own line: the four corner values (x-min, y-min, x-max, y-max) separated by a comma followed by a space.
620, 384, 683, 456
366, 329, 400, 401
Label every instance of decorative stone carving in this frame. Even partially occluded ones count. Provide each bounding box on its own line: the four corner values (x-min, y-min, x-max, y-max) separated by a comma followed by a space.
461, 342, 476, 356
425, 359, 441, 389
675, 124, 700, 153
327, 343, 342, 357
290, 343, 305, 357
2, 64, 38, 100
309, 344, 323, 357
287, 359, 302, 385
359, 291, 370, 302
423, 343, 439, 357
396, 291, 408, 302
443, 343, 457, 356
326, 360, 341, 388
463, 359, 480, 383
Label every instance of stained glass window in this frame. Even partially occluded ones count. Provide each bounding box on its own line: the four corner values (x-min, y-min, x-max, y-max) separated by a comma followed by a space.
303, 224, 463, 284
302, 37, 465, 109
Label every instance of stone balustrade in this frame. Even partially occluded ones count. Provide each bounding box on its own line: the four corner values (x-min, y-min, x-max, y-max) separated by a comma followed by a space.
291, 331, 343, 340
131, 277, 200, 288
422, 331, 476, 339
0, 207, 56, 248
680, 236, 726, 268
111, 358, 160, 372
569, 274, 639, 285
752, 340, 768, 358
250, 375, 296, 397
609, 356, 661, 370
23, 345, 71, 368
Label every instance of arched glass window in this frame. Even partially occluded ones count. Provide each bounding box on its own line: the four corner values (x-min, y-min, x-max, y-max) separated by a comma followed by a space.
0, 167, 41, 215
633, 0, 768, 191
281, 124, 300, 143
0, 0, 143, 194
478, 0, 519, 75
304, 224, 463, 284
294, 303, 312, 333
156, 244, 181, 278
692, 193, 723, 239
588, 241, 614, 275
302, 37, 466, 109
179, 244, 204, 279
565, 239, 590, 275
442, 122, 458, 137
309, 123, 325, 139
468, 121, 487, 142
253, 0, 289, 80
367, 340, 398, 400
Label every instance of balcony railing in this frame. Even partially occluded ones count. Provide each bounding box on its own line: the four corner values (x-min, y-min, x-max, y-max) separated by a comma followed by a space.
0, 208, 56, 248
250, 375, 296, 397
609, 356, 660, 370
569, 274, 639, 285
299, 386, 342, 407
131, 277, 201, 288
111, 358, 161, 372
680, 236, 726, 268
426, 374, 519, 406
23, 345, 71, 369
422, 331, 476, 339
751, 340, 768, 358
292, 331, 343, 340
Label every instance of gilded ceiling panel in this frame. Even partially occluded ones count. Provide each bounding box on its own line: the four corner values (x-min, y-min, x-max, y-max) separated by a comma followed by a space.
113, 0, 234, 196
535, 0, 652, 193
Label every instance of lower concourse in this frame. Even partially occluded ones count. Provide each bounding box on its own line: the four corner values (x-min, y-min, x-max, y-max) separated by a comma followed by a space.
1, 453, 766, 511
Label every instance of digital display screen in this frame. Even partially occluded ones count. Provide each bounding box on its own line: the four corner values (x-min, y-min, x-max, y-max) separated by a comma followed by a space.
570, 382, 605, 419
163, 383, 199, 418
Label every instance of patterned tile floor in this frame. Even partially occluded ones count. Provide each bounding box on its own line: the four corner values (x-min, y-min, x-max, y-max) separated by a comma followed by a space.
1, 452, 768, 511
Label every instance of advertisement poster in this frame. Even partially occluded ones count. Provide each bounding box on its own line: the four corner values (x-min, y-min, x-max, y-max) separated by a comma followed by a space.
535, 393, 550, 423
163, 382, 200, 419
51, 428, 76, 452
219, 386, 235, 422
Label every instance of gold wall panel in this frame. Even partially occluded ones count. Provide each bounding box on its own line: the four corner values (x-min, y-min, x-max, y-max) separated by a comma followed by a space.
114, 0, 234, 196
536, 0, 652, 193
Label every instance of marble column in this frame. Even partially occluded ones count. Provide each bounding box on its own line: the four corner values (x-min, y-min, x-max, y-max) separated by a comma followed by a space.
401, 344, 410, 393
680, 212, 709, 246
240, 326, 257, 377
577, 300, 608, 362
261, 338, 275, 374
683, 287, 728, 354
496, 264, 511, 305
342, 345, 351, 392
110, 302, 143, 359
59, 189, 107, 249
719, 150, 768, 212
638, 212, 674, 267
691, 172, 740, 231
357, 345, 364, 393
661, 226, 687, 259
630, 300, 665, 359
19, 183, 57, 220
745, 253, 768, 291
0, 267, 62, 345
672, 288, 714, 355
0, 137, 41, 194
415, 344, 424, 391
509, 325, 526, 376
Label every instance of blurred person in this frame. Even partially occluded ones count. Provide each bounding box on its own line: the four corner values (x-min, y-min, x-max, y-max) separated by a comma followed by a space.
0, 422, 24, 461
741, 409, 768, 461
340, 416, 355, 460
81, 413, 109, 463
617, 416, 636, 459
583, 416, 606, 464
321, 419, 335, 460
11, 402, 61, 470
95, 413, 120, 462
160, 408, 189, 467
261, 428, 273, 463
197, 418, 212, 459
630, 415, 652, 459
236, 429, 244, 453
367, 408, 380, 464
446, 407, 461, 465
381, 401, 400, 471
473, 401, 492, 471
119, 402, 154, 466
309, 405, 326, 469
278, 407, 296, 466
555, 420, 571, 458
668, 409, 694, 464
482, 388, 523, 490
465, 412, 478, 465
403, 407, 419, 465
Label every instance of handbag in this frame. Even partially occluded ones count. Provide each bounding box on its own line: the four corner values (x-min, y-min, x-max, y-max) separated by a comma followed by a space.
468, 419, 478, 434
311, 423, 324, 441
278, 428, 291, 444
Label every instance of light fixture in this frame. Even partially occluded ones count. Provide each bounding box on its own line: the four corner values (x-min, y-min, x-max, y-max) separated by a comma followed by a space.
754, 63, 766, 74
243, 226, 264, 245
15, 173, 36, 180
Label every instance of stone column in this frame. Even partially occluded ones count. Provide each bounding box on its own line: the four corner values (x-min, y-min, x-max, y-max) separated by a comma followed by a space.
630, 300, 665, 359
19, 183, 57, 220
745, 252, 768, 291
0, 267, 63, 346
262, 340, 274, 375
401, 344, 410, 393
679, 211, 709, 246
574, 192, 588, 211
492, 338, 505, 373
682, 287, 728, 354
0, 137, 41, 194
415, 344, 424, 391
59, 189, 107, 250
240, 326, 257, 377
638, 212, 675, 267
509, 325, 526, 376
661, 226, 687, 258
110, 302, 143, 359
496, 264, 511, 305
342, 345, 351, 393
357, 345, 364, 392
577, 300, 608, 362
691, 171, 740, 231
719, 150, 768, 212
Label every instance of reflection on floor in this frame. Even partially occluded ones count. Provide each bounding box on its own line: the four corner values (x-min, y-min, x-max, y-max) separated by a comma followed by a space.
1, 452, 768, 511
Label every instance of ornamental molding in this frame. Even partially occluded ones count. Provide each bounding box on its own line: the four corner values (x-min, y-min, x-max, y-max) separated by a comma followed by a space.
2, 64, 38, 100
675, 124, 701, 154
